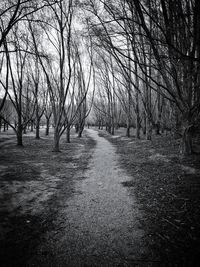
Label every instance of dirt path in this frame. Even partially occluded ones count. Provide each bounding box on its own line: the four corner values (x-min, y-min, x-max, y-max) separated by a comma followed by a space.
30, 129, 147, 266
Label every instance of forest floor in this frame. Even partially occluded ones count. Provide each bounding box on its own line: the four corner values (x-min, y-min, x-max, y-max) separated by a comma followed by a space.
0, 127, 200, 266
0, 128, 95, 267
98, 128, 200, 266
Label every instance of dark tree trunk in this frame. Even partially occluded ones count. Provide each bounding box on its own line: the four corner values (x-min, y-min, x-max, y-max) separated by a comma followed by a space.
17, 123, 23, 146
45, 118, 50, 136
35, 119, 40, 139
136, 117, 140, 139
146, 113, 152, 140
174, 108, 182, 139
75, 123, 79, 133
155, 123, 161, 135
3, 121, 6, 132
30, 120, 34, 132
78, 123, 84, 138
126, 118, 130, 137
135, 93, 140, 139
182, 125, 193, 155
53, 128, 60, 152
143, 112, 146, 135
66, 126, 70, 143
111, 125, 114, 135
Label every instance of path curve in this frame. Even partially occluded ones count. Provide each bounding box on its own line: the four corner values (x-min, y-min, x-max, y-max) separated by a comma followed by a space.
33, 129, 146, 266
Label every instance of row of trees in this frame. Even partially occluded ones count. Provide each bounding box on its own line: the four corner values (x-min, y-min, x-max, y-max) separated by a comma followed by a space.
0, 0, 200, 155
82, 0, 200, 154
0, 0, 94, 151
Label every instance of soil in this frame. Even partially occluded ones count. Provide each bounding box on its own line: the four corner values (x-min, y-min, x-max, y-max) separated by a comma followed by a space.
0, 127, 200, 267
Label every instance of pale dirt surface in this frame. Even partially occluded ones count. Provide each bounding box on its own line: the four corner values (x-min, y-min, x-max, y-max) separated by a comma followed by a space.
29, 129, 149, 267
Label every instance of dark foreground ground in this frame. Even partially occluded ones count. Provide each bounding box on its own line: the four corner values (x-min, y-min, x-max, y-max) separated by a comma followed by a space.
99, 128, 200, 266
0, 127, 200, 266
0, 128, 96, 267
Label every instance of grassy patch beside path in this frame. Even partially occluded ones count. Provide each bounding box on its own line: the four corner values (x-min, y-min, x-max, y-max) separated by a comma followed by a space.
98, 128, 200, 266
0, 129, 95, 267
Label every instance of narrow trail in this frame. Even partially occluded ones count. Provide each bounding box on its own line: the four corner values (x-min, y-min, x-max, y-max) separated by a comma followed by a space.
32, 129, 147, 266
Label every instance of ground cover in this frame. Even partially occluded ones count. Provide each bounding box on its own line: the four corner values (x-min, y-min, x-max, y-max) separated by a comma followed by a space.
0, 128, 95, 267
98, 128, 200, 266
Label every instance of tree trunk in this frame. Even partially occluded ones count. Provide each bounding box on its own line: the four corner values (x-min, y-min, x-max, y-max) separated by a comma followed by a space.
146, 109, 152, 140
53, 128, 60, 152
174, 107, 182, 139
143, 111, 146, 135
107, 125, 111, 134
78, 128, 83, 138
111, 124, 115, 135
31, 120, 34, 132
136, 114, 140, 139
66, 126, 70, 143
75, 123, 79, 133
45, 117, 50, 136
3, 121, 6, 132
126, 118, 130, 137
135, 63, 140, 139
78, 122, 84, 138
182, 125, 193, 155
35, 118, 40, 139
17, 124, 23, 146
146, 119, 152, 140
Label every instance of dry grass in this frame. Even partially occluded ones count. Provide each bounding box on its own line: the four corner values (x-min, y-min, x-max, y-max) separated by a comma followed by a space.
0, 128, 95, 267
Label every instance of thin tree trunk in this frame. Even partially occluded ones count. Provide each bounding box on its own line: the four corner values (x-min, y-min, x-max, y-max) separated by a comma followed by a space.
45, 117, 50, 136
126, 118, 130, 137
143, 111, 146, 136
78, 127, 83, 138
17, 119, 23, 146
53, 127, 60, 152
182, 125, 193, 155
31, 120, 34, 132
35, 118, 40, 139
135, 91, 140, 139
111, 122, 115, 135
66, 125, 70, 143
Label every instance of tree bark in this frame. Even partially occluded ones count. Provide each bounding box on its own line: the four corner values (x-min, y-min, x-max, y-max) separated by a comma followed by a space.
53, 128, 60, 152
182, 125, 193, 155
78, 128, 83, 138
30, 120, 34, 132
3, 121, 6, 132
35, 118, 40, 139
66, 125, 70, 143
126, 118, 130, 137
45, 117, 50, 136
17, 124, 23, 146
